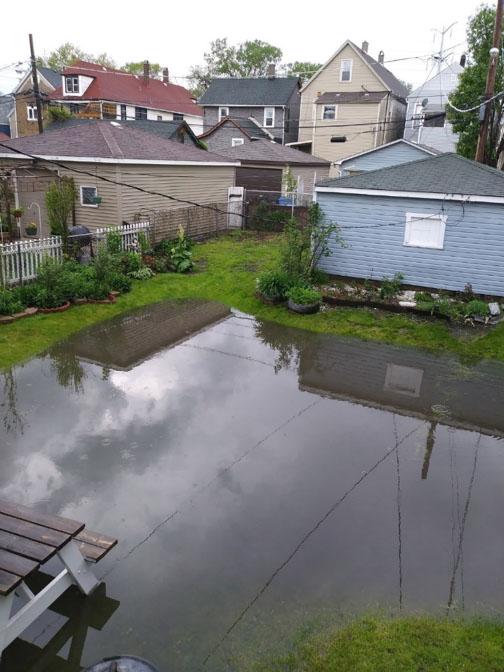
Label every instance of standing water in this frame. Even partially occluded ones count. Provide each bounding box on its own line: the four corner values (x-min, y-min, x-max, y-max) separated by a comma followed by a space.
1, 299, 504, 671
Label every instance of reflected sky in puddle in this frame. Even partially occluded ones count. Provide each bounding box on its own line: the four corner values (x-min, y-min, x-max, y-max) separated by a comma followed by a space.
1, 299, 504, 671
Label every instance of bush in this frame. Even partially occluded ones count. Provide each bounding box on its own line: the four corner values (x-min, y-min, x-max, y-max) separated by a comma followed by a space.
379, 272, 404, 301
169, 226, 193, 273
415, 291, 433, 303
257, 270, 293, 300
287, 285, 322, 305
151, 257, 171, 274
106, 231, 123, 255
250, 200, 291, 232
129, 267, 155, 281
33, 257, 70, 308
116, 251, 142, 275
109, 272, 132, 294
0, 288, 24, 316
465, 299, 489, 317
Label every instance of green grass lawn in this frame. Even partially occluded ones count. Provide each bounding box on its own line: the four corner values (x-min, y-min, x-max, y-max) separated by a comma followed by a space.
247, 616, 504, 672
1, 231, 504, 369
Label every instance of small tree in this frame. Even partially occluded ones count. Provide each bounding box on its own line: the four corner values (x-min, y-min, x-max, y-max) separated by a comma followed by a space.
0, 173, 15, 237
45, 177, 76, 242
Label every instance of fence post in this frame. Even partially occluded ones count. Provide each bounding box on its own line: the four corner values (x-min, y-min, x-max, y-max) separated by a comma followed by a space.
17, 242, 23, 286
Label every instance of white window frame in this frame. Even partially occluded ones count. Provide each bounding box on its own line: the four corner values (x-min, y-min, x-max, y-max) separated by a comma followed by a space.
339, 59, 353, 82
80, 185, 99, 208
263, 107, 275, 128
65, 76, 80, 94
231, 137, 245, 147
26, 104, 38, 121
322, 105, 337, 120
403, 212, 447, 250
218, 106, 229, 121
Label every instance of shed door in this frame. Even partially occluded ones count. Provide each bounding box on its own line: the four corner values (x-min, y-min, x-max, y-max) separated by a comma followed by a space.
236, 167, 283, 193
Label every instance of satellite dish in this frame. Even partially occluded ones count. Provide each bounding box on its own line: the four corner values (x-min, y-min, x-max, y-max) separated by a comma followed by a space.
421, 98, 429, 108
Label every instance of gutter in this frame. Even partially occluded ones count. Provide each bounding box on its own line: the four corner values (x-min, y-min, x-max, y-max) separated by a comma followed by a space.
314, 186, 504, 205
0, 153, 240, 167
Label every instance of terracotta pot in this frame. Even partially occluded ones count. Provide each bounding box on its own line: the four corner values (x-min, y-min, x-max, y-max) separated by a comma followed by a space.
38, 301, 71, 314
287, 298, 320, 315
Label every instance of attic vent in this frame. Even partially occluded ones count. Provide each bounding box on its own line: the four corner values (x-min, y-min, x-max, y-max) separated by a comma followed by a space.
331, 136, 347, 143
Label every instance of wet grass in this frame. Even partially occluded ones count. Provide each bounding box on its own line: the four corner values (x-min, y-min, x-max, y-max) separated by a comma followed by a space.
1, 231, 504, 369
244, 616, 504, 672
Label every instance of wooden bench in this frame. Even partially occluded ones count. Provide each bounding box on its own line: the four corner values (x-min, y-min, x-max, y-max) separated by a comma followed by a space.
0, 499, 117, 658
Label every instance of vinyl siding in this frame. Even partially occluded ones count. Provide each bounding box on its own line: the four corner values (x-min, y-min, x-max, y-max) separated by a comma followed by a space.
315, 192, 504, 296
289, 165, 330, 195
339, 143, 433, 174
57, 163, 120, 229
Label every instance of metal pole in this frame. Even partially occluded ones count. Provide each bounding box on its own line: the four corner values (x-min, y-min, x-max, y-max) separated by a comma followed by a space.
475, 0, 504, 163
29, 34, 44, 135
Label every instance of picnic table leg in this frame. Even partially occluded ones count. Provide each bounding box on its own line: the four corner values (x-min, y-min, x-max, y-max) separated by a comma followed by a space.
58, 542, 100, 596
0, 593, 15, 659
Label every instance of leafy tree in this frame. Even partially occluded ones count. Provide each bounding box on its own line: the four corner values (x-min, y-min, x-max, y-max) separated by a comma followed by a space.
122, 62, 162, 78
188, 38, 282, 97
283, 61, 321, 82
447, 4, 504, 164
45, 177, 76, 242
38, 42, 116, 70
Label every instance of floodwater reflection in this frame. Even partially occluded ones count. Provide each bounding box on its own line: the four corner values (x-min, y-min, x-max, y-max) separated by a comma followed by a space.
1, 300, 504, 671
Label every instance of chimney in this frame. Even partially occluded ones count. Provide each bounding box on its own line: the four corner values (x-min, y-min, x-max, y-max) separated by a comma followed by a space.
378, 50, 385, 65
163, 67, 170, 83
143, 60, 150, 83
361, 40, 369, 53
460, 53, 467, 68
266, 63, 276, 79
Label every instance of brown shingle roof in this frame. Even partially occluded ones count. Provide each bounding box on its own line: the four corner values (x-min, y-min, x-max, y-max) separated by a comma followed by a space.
214, 139, 330, 166
0, 120, 236, 164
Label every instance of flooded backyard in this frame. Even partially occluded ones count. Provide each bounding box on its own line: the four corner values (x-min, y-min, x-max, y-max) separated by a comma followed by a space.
1, 299, 504, 671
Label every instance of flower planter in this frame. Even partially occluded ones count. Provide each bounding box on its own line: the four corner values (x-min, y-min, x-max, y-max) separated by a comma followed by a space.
25, 229, 37, 238
287, 298, 320, 314
38, 301, 71, 314
255, 291, 285, 305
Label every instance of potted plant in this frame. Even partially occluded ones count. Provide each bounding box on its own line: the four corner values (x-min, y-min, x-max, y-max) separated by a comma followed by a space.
25, 222, 38, 237
256, 270, 292, 304
12, 207, 23, 220
287, 285, 322, 314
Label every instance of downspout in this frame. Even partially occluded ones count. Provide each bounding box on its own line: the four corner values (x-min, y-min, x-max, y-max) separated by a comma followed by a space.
282, 105, 285, 144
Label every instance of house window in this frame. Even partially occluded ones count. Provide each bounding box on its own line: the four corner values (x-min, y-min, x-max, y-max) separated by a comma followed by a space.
120, 104, 127, 120
219, 107, 229, 121
173, 113, 184, 121
231, 137, 244, 147
26, 105, 38, 121
69, 103, 81, 114
340, 59, 353, 82
80, 186, 99, 207
264, 107, 275, 127
135, 107, 148, 120
322, 105, 337, 120
404, 213, 446, 250
65, 76, 79, 94
157, 115, 163, 121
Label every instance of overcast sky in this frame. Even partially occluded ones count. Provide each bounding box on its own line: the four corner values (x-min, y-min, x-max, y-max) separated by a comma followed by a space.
1, 0, 484, 94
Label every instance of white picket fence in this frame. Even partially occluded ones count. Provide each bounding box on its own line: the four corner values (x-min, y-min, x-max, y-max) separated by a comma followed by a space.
0, 236, 63, 286
95, 221, 150, 251
0, 222, 151, 286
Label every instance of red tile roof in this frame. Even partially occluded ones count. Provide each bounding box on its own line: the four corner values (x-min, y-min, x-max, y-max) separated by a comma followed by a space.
0, 120, 236, 164
49, 61, 203, 117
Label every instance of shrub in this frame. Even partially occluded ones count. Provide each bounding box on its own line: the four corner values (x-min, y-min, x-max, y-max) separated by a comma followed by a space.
153, 240, 172, 258
129, 267, 155, 281
33, 257, 69, 308
0, 288, 24, 316
464, 299, 489, 317
169, 226, 193, 273
250, 200, 291, 232
106, 231, 123, 255
415, 291, 433, 303
45, 177, 76, 242
15, 282, 41, 307
287, 285, 322, 305
152, 257, 171, 274
257, 270, 293, 300
109, 272, 132, 294
116, 251, 142, 275
379, 272, 404, 301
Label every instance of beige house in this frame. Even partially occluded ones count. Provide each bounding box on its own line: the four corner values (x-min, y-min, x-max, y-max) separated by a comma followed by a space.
0, 120, 238, 238
292, 40, 408, 171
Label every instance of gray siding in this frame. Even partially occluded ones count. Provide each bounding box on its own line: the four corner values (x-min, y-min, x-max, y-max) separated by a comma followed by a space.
204, 125, 251, 153
202, 106, 287, 143
316, 192, 504, 296
339, 143, 433, 175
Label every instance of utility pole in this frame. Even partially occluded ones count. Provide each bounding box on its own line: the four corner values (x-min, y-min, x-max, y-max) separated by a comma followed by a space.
475, 0, 504, 163
29, 34, 44, 134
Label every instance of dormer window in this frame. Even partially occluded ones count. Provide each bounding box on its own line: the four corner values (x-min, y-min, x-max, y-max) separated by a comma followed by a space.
219, 107, 229, 121
65, 76, 79, 94
340, 59, 353, 82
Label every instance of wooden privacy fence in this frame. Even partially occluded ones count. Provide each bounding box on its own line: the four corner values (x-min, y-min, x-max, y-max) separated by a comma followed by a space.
152, 202, 229, 242
0, 223, 150, 286
0, 236, 63, 286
